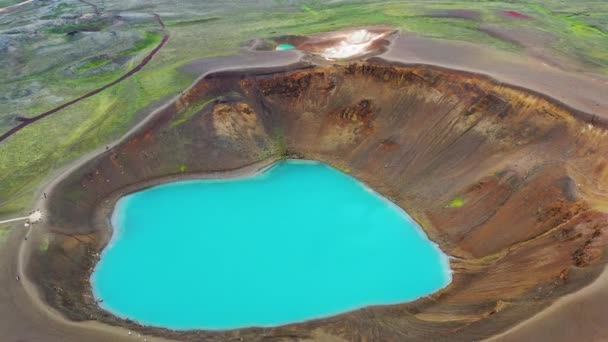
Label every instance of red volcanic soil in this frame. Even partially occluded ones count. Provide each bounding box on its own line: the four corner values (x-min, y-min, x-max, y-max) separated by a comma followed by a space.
501, 10, 532, 19
28, 61, 608, 342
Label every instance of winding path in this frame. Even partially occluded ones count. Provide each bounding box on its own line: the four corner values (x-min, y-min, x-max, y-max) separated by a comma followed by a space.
0, 0, 33, 14
0, 13, 168, 143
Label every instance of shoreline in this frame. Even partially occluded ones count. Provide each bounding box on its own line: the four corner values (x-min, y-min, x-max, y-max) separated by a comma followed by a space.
89, 158, 454, 332
3, 32, 608, 341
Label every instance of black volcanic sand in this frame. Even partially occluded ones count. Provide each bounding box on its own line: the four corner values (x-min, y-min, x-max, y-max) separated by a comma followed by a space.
3, 33, 608, 342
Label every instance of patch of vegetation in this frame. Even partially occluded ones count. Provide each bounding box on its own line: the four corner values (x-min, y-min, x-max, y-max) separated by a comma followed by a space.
171, 97, 216, 127
528, 2, 608, 69
120, 31, 162, 57
39, 2, 77, 19
259, 128, 289, 159
301, 4, 319, 16
334, 164, 352, 174
75, 57, 111, 73
39, 236, 49, 252
45, 18, 109, 34
0, 0, 21, 7
0, 65, 193, 214
166, 17, 220, 27
448, 197, 465, 208
561, 15, 607, 37
271, 127, 288, 156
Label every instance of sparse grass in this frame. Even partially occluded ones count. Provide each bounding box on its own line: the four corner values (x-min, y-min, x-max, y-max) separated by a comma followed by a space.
0, 0, 21, 7
75, 58, 111, 73
165, 17, 219, 27
39, 236, 49, 252
41, 2, 77, 19
259, 128, 289, 159
171, 97, 216, 127
335, 164, 352, 174
120, 32, 163, 57
271, 128, 288, 156
45, 17, 109, 34
528, 2, 608, 69
0, 64, 193, 213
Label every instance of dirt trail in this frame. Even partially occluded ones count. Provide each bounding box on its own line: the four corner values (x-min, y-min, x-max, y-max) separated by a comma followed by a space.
0, 0, 33, 14
0, 13, 168, 143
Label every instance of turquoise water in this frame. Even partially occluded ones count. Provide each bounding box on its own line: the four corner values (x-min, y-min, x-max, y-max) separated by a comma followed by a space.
91, 160, 451, 330
275, 43, 295, 50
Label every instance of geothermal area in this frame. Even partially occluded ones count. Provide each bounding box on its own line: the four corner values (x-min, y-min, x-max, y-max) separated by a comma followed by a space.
4, 27, 608, 342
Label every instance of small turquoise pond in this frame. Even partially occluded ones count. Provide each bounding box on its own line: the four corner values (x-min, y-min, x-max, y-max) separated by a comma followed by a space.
275, 43, 295, 50
92, 160, 451, 330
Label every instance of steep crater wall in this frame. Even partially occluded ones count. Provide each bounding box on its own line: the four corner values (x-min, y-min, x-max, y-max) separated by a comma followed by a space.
31, 62, 608, 341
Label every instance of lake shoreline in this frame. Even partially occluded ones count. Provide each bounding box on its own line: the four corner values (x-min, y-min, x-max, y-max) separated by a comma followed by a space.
91, 159, 452, 330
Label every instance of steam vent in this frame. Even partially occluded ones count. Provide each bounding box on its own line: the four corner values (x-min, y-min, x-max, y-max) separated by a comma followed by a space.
27, 59, 608, 341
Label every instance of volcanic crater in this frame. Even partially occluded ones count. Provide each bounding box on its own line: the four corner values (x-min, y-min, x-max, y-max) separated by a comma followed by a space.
30, 61, 608, 341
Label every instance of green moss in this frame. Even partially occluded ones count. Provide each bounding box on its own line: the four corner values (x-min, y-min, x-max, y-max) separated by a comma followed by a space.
526, 2, 608, 67
120, 32, 163, 57
171, 97, 216, 127
448, 197, 465, 208
39, 236, 49, 252
76, 58, 111, 73
38, 2, 78, 19
562, 16, 607, 37
0, 0, 21, 7
271, 128, 288, 155
0, 64, 192, 214
529, 3, 550, 16
45, 18, 108, 34
165, 17, 220, 27
335, 165, 351, 174
258, 128, 290, 159
301, 4, 319, 16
